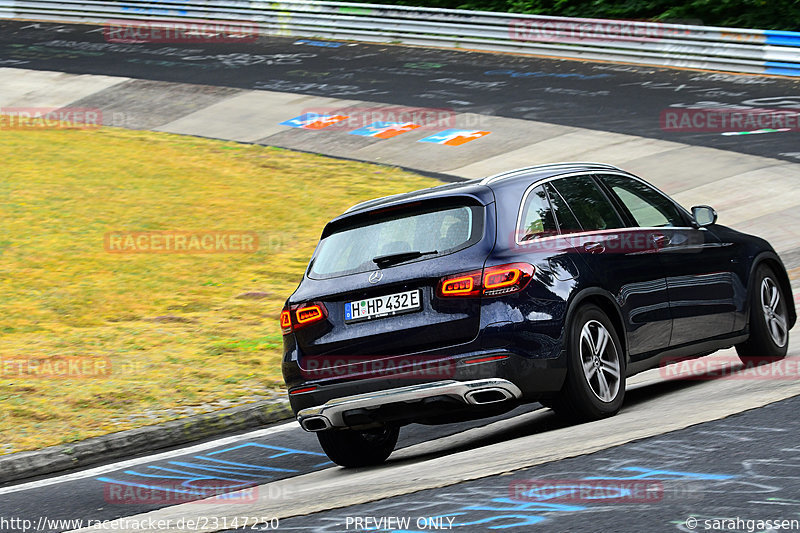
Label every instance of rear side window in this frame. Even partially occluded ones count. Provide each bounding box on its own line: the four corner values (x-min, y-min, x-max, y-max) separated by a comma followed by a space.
599, 174, 685, 228
309, 203, 484, 279
519, 185, 558, 241
550, 175, 623, 231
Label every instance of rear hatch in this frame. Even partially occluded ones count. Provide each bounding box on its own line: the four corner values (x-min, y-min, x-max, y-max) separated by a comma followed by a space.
288, 195, 495, 376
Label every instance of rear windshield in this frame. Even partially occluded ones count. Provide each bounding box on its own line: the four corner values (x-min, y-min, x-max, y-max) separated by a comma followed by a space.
308, 203, 484, 279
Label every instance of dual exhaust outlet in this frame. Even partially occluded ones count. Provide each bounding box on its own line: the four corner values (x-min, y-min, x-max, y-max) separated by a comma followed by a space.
297, 379, 521, 432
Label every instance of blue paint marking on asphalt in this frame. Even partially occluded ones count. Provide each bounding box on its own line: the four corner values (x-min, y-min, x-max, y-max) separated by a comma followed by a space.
366, 471, 684, 530
584, 466, 735, 480
94, 443, 330, 494
393, 498, 586, 530
207, 442, 327, 458
417, 130, 455, 144
96, 477, 227, 494
159, 460, 284, 476
295, 39, 344, 48
425, 502, 564, 529
279, 113, 324, 128
348, 122, 419, 138
349, 122, 398, 137
452, 514, 547, 529
316, 487, 589, 531
187, 455, 296, 471
520, 482, 634, 501
206, 442, 333, 468
403, 469, 727, 529
122, 465, 246, 482
417, 129, 489, 145
465, 498, 586, 513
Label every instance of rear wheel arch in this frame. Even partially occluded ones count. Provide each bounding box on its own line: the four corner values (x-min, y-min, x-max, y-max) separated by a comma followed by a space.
551, 301, 626, 420
565, 289, 628, 362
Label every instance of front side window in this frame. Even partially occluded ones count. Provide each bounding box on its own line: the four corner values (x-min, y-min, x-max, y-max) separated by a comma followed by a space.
599, 174, 685, 228
550, 175, 624, 231
309, 203, 483, 279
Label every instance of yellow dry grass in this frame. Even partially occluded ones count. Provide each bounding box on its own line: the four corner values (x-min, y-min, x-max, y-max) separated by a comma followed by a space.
0, 126, 438, 453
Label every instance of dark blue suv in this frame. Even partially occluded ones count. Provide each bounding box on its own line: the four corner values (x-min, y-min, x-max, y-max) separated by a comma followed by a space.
281, 162, 795, 467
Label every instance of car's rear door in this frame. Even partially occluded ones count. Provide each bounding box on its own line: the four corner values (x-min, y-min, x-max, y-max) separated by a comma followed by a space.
549, 174, 672, 358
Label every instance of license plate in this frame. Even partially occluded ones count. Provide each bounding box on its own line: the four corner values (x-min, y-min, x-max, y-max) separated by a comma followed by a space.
345, 290, 421, 323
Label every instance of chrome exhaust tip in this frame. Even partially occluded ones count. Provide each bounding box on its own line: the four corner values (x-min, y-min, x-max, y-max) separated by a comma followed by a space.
464, 387, 515, 405
299, 415, 332, 432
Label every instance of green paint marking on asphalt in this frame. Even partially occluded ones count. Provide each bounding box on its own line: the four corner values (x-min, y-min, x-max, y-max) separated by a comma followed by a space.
721, 128, 791, 136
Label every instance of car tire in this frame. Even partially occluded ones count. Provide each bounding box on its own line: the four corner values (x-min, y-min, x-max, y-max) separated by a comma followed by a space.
551, 304, 626, 421
316, 425, 399, 467
736, 265, 789, 364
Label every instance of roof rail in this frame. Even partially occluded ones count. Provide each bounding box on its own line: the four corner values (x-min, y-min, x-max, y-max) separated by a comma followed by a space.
479, 162, 621, 185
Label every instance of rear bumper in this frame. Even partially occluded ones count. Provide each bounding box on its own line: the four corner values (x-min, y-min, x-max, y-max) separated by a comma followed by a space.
286, 349, 568, 425
297, 378, 523, 431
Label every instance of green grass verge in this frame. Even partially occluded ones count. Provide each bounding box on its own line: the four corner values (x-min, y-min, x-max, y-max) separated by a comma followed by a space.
0, 126, 438, 454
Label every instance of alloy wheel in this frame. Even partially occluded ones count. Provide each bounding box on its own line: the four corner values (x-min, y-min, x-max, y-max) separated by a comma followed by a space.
579, 320, 622, 402
761, 277, 788, 348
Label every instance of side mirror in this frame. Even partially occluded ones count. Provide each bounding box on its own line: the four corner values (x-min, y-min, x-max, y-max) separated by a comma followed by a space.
691, 205, 717, 227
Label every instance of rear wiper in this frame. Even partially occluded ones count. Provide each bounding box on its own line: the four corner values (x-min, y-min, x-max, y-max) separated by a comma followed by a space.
372, 250, 438, 268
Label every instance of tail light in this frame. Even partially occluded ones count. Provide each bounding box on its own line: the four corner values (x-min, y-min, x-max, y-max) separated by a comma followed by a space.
439, 270, 482, 297
280, 302, 328, 335
280, 309, 292, 335
296, 304, 325, 325
437, 263, 534, 298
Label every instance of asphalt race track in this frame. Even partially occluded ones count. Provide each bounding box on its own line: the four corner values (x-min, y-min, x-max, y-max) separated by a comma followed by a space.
1, 405, 545, 526
1, 18, 799, 533
275, 395, 800, 533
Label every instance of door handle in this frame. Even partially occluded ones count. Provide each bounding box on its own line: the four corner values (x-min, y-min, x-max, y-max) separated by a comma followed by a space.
583, 241, 605, 254
651, 234, 670, 249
